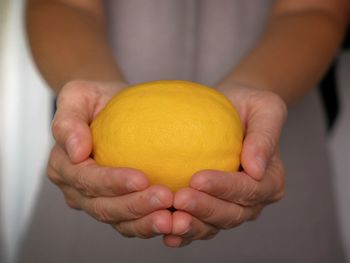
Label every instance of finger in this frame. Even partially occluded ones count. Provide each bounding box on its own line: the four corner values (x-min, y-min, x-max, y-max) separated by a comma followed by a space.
191, 159, 285, 207
59, 185, 82, 210
163, 235, 192, 248
259, 151, 286, 203
112, 210, 172, 238
61, 184, 172, 223
241, 92, 287, 180
174, 188, 260, 229
49, 144, 148, 197
47, 148, 66, 186
162, 235, 184, 248
73, 185, 173, 224
52, 81, 101, 163
171, 211, 219, 240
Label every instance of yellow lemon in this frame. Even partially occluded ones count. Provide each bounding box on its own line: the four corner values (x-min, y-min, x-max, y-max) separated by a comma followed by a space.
91, 80, 243, 192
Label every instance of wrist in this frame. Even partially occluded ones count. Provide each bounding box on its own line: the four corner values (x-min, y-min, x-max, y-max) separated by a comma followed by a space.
216, 77, 291, 108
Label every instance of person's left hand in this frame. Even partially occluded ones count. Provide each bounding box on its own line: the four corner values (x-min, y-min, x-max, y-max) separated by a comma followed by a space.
163, 83, 287, 247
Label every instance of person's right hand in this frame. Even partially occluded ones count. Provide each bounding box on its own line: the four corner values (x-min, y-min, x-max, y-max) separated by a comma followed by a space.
47, 80, 173, 238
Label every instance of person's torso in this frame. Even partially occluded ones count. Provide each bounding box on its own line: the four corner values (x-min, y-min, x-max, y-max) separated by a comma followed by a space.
103, 0, 272, 86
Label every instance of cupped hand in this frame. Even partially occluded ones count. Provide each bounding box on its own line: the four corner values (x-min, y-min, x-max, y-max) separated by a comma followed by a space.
164, 83, 287, 247
47, 80, 173, 238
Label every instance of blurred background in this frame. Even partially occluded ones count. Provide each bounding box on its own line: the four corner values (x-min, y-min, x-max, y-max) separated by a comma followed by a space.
0, 1, 349, 263
0, 1, 52, 263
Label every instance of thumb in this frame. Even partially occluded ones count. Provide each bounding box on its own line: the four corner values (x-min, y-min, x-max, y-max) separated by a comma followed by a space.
241, 93, 287, 180
51, 81, 98, 163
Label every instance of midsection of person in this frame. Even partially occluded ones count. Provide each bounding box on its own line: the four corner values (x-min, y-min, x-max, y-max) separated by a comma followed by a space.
104, 0, 272, 86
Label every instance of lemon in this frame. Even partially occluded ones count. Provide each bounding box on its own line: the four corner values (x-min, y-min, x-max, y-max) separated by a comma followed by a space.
91, 80, 243, 192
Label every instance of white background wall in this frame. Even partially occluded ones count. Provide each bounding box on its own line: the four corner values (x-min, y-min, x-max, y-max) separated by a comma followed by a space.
0, 1, 53, 263
0, 1, 349, 263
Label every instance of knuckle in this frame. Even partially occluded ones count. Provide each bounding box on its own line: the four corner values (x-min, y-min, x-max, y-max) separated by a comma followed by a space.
51, 117, 77, 141
271, 186, 285, 203
113, 222, 151, 239
279, 100, 288, 121
245, 182, 259, 203
63, 195, 80, 210
234, 206, 246, 226
249, 206, 264, 221
262, 91, 284, 107
271, 93, 288, 119
113, 224, 135, 238
75, 166, 94, 197
51, 117, 63, 139
203, 229, 220, 240
249, 90, 286, 113
250, 90, 287, 130
198, 224, 219, 240
236, 179, 258, 206
59, 186, 81, 210
201, 203, 216, 221
47, 165, 62, 185
125, 200, 142, 219
51, 115, 62, 133
61, 80, 89, 94
135, 229, 150, 239
137, 215, 160, 238
259, 131, 276, 154
222, 207, 246, 229
61, 80, 100, 103
264, 92, 288, 124
266, 91, 282, 104
218, 174, 236, 200
47, 148, 63, 184
91, 198, 111, 223
48, 146, 58, 167
269, 161, 286, 203
249, 90, 276, 109
101, 168, 118, 195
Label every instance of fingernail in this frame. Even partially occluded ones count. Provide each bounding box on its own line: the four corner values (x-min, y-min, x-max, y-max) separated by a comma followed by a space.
126, 180, 137, 192
150, 195, 163, 208
67, 136, 78, 160
126, 179, 143, 192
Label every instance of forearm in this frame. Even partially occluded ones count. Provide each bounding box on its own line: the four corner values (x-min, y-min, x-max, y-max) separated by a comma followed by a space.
219, 3, 349, 106
26, 0, 124, 94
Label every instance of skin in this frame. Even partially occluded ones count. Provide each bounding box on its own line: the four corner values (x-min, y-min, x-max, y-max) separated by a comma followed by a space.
26, 0, 349, 247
